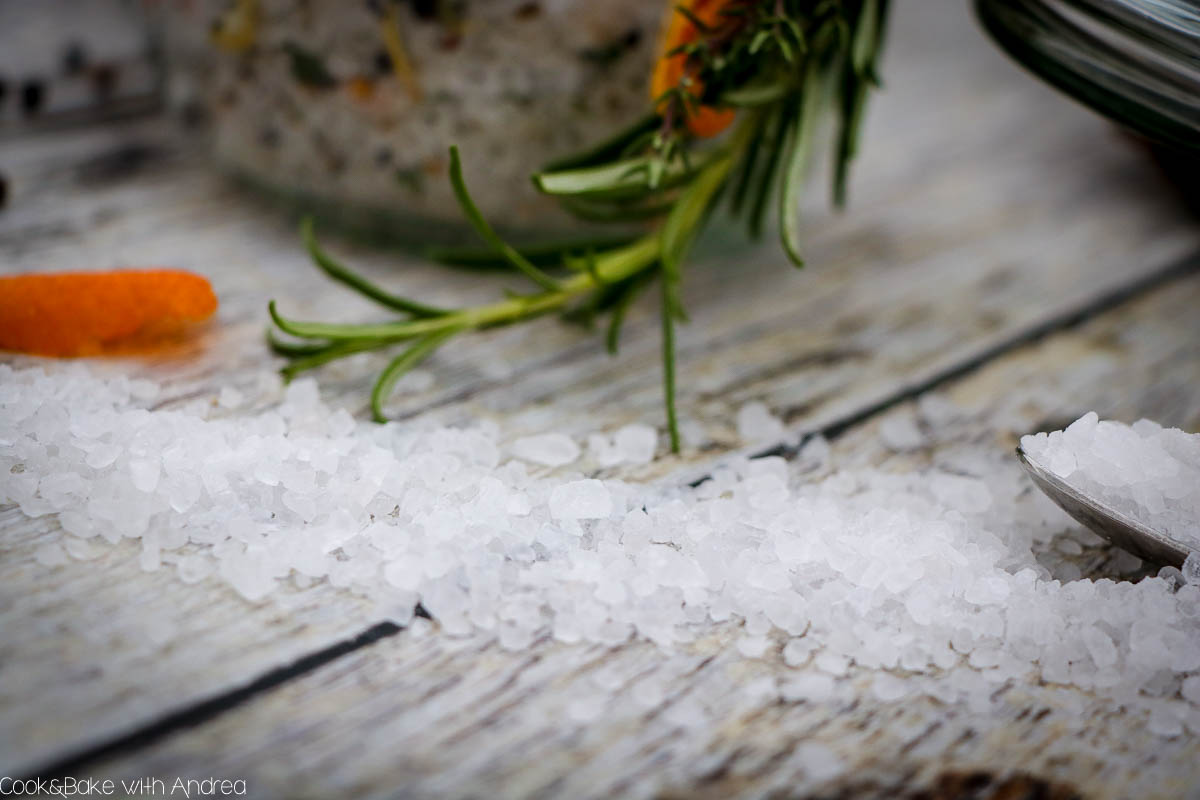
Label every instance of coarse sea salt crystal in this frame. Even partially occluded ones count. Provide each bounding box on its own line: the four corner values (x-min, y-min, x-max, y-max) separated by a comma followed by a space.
1183, 552, 1200, 586
793, 743, 844, 782
1021, 414, 1200, 550
5, 365, 1200, 741
1182, 675, 1200, 705
64, 537, 104, 561
129, 458, 160, 493
218, 386, 244, 409
566, 694, 607, 722
879, 413, 924, 452
548, 479, 612, 520
588, 424, 659, 467
614, 424, 657, 464
780, 673, 836, 703
736, 634, 771, 658
737, 401, 785, 443
34, 542, 67, 567
177, 554, 214, 584
510, 433, 581, 467
630, 678, 666, 708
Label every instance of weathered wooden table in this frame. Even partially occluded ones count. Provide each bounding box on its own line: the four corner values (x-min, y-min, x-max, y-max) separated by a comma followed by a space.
3, 1, 1199, 797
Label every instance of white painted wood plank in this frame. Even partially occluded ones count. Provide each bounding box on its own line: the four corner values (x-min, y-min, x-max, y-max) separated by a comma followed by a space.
77, 272, 1200, 800
2, 0, 1198, 776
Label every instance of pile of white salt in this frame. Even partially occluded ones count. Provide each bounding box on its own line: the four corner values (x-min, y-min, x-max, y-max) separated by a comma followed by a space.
3, 365, 1200, 737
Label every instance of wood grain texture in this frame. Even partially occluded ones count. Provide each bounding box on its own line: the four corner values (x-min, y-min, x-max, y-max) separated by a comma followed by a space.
1, 0, 1198, 784
75, 272, 1200, 800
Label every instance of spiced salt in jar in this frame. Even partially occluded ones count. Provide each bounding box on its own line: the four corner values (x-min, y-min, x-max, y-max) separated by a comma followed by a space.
163, 0, 665, 242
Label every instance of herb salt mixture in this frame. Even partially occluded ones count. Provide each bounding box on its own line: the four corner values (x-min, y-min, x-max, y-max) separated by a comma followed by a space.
168, 0, 665, 229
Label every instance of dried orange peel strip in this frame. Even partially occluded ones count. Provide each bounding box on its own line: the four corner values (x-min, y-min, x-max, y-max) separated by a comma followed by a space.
651, 0, 738, 138
0, 269, 218, 357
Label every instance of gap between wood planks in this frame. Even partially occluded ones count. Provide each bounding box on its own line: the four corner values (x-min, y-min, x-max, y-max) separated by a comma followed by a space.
22, 246, 1200, 781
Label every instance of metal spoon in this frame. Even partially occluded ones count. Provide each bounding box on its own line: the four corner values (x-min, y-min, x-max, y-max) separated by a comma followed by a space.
1017, 446, 1194, 568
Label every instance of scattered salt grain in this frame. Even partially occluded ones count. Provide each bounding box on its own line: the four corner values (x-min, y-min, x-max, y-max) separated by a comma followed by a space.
64, 537, 104, 561
217, 386, 244, 409
782, 638, 816, 668
1182, 675, 1200, 705
613, 424, 657, 464
566, 695, 607, 722
1183, 553, 1200, 586
736, 634, 771, 658
917, 392, 959, 427
588, 424, 658, 466
177, 555, 214, 584
1055, 538, 1084, 556
407, 617, 434, 639
871, 672, 911, 702
780, 673, 836, 703
548, 479, 612, 520
793, 743, 844, 782
34, 542, 67, 567
736, 401, 785, 443
631, 678, 666, 708
879, 412, 924, 452
511, 433, 581, 467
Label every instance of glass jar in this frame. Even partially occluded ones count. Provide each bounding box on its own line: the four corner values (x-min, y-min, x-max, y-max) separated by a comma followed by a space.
163, 0, 665, 242
975, 0, 1200, 155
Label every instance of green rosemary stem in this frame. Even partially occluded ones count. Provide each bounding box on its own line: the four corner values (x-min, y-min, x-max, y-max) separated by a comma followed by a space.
371, 326, 464, 422
280, 337, 407, 380
270, 234, 662, 342
660, 277, 681, 453
301, 217, 450, 317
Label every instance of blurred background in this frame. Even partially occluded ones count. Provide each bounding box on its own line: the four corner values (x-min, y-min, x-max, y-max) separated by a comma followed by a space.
2, 0, 1196, 227
0, 0, 160, 131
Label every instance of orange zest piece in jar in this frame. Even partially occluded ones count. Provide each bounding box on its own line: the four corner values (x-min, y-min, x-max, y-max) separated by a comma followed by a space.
651, 0, 738, 138
0, 269, 218, 357
345, 76, 377, 103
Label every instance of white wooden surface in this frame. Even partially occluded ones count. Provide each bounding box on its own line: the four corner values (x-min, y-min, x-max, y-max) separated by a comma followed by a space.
64, 274, 1200, 800
2, 0, 1199, 795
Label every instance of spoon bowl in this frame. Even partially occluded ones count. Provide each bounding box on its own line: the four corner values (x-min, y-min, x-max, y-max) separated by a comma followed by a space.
1017, 446, 1193, 568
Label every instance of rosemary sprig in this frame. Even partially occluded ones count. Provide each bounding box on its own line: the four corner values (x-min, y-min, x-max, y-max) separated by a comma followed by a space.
268, 0, 890, 452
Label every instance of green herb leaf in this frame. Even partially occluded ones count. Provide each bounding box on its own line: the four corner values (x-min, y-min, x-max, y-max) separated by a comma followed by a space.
449, 146, 563, 292
541, 114, 661, 173
747, 101, 791, 238
533, 154, 701, 201
283, 41, 338, 89
779, 58, 827, 268
269, 299, 438, 341
720, 82, 789, 107
371, 327, 463, 422
660, 149, 735, 318
281, 337, 400, 381
302, 217, 449, 317
267, 329, 334, 358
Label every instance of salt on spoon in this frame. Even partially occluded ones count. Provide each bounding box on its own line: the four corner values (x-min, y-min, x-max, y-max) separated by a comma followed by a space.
1018, 413, 1200, 567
